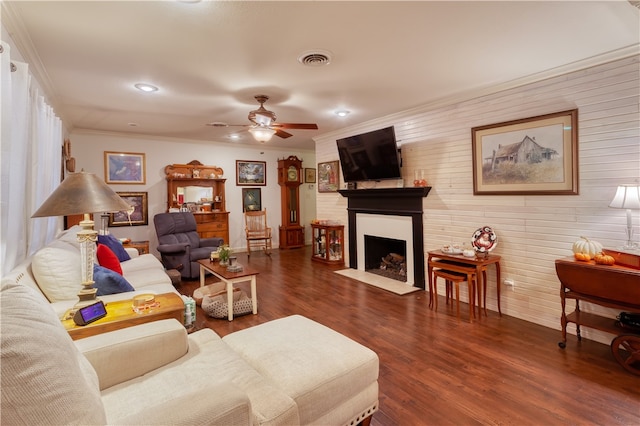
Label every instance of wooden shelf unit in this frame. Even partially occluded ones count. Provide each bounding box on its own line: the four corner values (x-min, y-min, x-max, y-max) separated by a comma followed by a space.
311, 223, 344, 265
165, 161, 229, 243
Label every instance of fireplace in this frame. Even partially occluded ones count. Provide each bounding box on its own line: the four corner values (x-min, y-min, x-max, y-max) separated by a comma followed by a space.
338, 187, 430, 289
365, 235, 407, 282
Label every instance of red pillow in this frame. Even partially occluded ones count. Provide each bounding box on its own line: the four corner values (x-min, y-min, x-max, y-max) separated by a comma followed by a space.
96, 244, 122, 275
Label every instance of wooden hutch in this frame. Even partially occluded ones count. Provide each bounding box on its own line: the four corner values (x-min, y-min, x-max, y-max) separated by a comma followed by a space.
165, 161, 229, 243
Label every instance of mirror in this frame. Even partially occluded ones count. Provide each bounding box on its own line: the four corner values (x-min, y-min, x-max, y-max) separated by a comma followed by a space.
177, 186, 213, 204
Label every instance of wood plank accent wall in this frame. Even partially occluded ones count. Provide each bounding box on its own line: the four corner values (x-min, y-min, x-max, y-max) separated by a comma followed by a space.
314, 55, 640, 344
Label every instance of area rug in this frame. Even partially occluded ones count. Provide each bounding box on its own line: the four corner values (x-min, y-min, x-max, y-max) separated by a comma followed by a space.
335, 269, 421, 295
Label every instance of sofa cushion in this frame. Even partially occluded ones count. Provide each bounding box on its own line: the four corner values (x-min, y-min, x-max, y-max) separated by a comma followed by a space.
98, 234, 131, 262
97, 243, 123, 274
31, 240, 82, 302
100, 328, 299, 426
223, 315, 379, 425
0, 280, 107, 425
93, 265, 135, 296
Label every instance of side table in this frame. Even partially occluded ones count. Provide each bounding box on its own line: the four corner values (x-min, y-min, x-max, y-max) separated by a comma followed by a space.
61, 292, 184, 340
122, 240, 150, 255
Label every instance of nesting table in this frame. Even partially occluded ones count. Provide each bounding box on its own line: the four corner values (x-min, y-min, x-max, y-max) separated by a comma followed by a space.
197, 259, 259, 321
427, 250, 502, 317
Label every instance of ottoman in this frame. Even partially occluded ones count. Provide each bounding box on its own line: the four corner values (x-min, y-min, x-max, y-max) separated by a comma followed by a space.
222, 315, 379, 426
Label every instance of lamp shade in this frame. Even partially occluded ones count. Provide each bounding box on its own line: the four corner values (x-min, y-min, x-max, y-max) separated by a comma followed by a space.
248, 126, 276, 142
32, 171, 131, 218
608, 185, 640, 210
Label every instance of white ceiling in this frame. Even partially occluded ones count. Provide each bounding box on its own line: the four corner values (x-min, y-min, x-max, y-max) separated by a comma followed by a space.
3, 1, 639, 151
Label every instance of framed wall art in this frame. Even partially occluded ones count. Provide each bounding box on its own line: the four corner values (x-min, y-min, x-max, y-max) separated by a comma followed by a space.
471, 109, 578, 195
305, 168, 316, 183
242, 188, 262, 212
108, 192, 148, 227
317, 161, 340, 193
236, 160, 266, 186
104, 151, 146, 184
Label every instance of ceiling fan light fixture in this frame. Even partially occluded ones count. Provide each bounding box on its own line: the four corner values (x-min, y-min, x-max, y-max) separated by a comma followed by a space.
249, 127, 276, 142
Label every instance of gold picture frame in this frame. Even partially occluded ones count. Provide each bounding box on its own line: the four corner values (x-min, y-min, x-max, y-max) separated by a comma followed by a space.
305, 168, 316, 183
471, 109, 578, 195
104, 151, 146, 184
108, 192, 148, 226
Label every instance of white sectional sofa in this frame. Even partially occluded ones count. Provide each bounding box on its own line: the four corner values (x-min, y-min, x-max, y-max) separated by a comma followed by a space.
1, 225, 176, 316
1, 279, 380, 425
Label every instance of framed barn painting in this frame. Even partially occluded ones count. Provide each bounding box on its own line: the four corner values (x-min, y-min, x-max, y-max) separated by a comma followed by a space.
471, 109, 578, 195
104, 151, 146, 184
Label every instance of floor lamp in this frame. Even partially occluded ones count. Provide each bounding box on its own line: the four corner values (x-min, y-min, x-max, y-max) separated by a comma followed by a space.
32, 171, 132, 307
608, 184, 640, 250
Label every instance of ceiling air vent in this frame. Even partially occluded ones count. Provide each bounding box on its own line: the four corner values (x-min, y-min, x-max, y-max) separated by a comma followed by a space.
297, 50, 332, 67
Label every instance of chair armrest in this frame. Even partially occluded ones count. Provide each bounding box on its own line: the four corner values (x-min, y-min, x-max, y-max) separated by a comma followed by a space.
74, 319, 188, 390
200, 237, 224, 247
114, 381, 252, 425
157, 243, 189, 254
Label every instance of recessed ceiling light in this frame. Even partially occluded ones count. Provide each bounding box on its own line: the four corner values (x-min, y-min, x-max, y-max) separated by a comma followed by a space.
128, 122, 138, 127
229, 134, 241, 140
335, 110, 350, 117
134, 83, 159, 93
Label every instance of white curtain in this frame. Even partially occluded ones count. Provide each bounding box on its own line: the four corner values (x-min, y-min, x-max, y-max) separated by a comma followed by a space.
1, 40, 62, 272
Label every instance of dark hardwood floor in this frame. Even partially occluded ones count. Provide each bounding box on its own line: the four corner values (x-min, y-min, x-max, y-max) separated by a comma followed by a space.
178, 246, 640, 426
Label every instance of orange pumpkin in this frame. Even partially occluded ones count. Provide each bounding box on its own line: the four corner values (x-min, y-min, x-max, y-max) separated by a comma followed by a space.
593, 252, 615, 265
574, 252, 591, 262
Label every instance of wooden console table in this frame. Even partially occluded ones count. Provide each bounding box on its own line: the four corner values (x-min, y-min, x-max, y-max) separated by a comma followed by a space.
61, 293, 184, 340
555, 257, 640, 375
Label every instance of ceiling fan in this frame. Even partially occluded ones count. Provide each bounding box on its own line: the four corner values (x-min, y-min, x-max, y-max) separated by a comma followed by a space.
207, 95, 318, 142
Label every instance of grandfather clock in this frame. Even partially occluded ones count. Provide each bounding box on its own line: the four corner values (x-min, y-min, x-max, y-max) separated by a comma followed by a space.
278, 155, 304, 249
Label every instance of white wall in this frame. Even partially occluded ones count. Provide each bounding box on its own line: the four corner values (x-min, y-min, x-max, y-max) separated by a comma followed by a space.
314, 55, 640, 343
71, 131, 316, 255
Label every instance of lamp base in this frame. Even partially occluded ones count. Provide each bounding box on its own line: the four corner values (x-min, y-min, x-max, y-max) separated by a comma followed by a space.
74, 283, 98, 309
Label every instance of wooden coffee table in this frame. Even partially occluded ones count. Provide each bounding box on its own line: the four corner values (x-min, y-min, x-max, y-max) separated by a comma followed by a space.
61, 292, 184, 340
197, 259, 260, 321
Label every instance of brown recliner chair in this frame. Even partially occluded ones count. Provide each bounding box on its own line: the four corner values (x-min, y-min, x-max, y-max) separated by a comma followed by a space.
154, 212, 223, 280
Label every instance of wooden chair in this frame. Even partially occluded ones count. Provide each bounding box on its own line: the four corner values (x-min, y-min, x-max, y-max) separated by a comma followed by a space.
245, 209, 272, 258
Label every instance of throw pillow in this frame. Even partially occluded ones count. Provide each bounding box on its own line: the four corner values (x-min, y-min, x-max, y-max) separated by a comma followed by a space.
97, 234, 131, 262
93, 265, 134, 296
31, 241, 82, 302
96, 244, 123, 275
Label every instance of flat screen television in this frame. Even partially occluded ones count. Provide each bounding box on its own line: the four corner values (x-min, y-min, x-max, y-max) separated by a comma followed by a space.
336, 126, 402, 182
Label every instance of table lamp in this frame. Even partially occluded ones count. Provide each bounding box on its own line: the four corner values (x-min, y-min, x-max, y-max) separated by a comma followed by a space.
32, 171, 132, 306
608, 184, 640, 250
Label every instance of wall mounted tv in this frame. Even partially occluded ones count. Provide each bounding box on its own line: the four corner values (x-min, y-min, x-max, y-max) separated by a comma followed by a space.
336, 126, 402, 183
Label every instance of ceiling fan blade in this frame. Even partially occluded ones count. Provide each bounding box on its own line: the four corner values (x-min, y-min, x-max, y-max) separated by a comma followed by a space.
272, 123, 319, 130
206, 122, 250, 128
275, 128, 293, 139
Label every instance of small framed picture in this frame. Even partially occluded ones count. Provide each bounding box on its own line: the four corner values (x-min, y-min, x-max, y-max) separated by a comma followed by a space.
236, 160, 266, 186
305, 168, 316, 183
104, 151, 146, 184
242, 188, 262, 212
108, 192, 148, 227
318, 161, 340, 193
